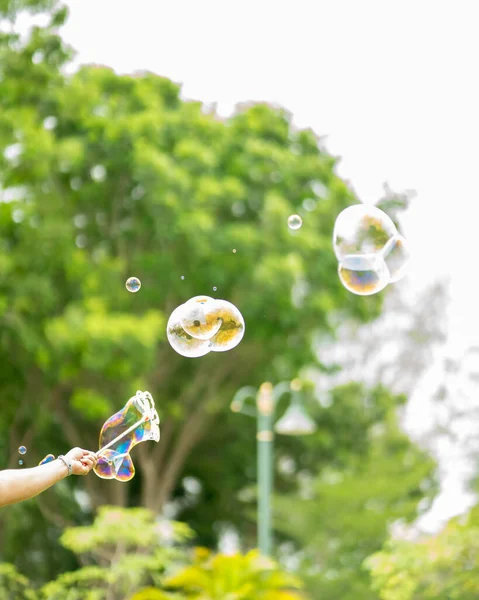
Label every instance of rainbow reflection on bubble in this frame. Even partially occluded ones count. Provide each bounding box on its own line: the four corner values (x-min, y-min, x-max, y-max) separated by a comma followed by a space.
94, 390, 160, 482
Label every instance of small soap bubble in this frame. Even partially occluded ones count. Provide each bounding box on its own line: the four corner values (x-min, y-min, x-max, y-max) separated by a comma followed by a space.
232, 249, 237, 253
126, 277, 141, 293
19, 460, 23, 466
18, 446, 27, 455
288, 214, 303, 230
213, 286, 217, 291
181, 275, 185, 280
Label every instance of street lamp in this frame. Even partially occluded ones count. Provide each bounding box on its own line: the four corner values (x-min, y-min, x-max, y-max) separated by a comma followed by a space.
231, 379, 317, 556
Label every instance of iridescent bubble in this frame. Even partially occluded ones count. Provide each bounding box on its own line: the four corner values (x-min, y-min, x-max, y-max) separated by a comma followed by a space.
94, 391, 160, 482
39, 453, 55, 465
18, 446, 27, 455
181, 275, 185, 280
208, 300, 245, 352
288, 214, 302, 230
19, 460, 23, 466
179, 295, 222, 340
382, 234, 410, 283
232, 249, 237, 253
126, 277, 141, 293
338, 254, 389, 296
333, 204, 397, 262
167, 304, 212, 358
213, 286, 217, 291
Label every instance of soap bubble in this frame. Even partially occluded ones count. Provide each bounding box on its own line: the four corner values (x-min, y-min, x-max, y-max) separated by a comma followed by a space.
213, 286, 217, 291
338, 254, 390, 296
181, 275, 185, 280
126, 277, 141, 293
179, 296, 222, 340
208, 299, 245, 352
288, 214, 303, 230
39, 453, 55, 465
333, 204, 396, 261
94, 390, 160, 482
19, 460, 23, 466
382, 234, 410, 283
167, 297, 245, 357
232, 249, 237, 253
18, 446, 27, 455
167, 304, 212, 358
333, 203, 410, 295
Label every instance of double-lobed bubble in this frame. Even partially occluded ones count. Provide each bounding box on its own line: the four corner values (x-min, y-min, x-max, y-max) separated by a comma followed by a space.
167, 296, 245, 358
332, 204, 410, 296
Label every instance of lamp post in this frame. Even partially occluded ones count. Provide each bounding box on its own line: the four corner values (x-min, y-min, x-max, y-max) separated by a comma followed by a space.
231, 379, 317, 556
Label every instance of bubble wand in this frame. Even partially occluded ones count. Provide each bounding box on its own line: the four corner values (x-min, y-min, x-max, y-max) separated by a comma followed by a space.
39, 391, 160, 482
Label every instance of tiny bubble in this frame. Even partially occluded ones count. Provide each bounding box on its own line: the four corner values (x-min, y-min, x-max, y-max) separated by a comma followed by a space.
19, 460, 23, 466
213, 286, 217, 291
18, 446, 27, 455
181, 275, 185, 280
232, 249, 237, 253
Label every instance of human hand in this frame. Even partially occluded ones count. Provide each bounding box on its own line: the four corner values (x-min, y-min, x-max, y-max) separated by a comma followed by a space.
64, 447, 98, 476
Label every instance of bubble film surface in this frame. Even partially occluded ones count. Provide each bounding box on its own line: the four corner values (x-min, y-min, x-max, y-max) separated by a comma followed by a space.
179, 296, 222, 340
382, 234, 410, 283
208, 299, 245, 352
18, 446, 26, 455
125, 277, 141, 293
167, 304, 212, 358
288, 214, 302, 230
39, 453, 55, 466
167, 296, 245, 357
94, 390, 160, 482
338, 254, 390, 296
333, 204, 396, 261
333, 203, 410, 295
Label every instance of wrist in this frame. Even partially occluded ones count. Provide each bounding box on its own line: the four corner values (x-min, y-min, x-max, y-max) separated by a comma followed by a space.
57, 455, 73, 477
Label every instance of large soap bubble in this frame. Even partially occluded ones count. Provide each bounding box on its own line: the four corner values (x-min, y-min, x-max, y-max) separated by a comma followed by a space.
167, 304, 213, 358
333, 204, 410, 295
179, 295, 222, 340
94, 390, 160, 482
338, 254, 390, 296
167, 296, 245, 357
333, 204, 396, 261
208, 299, 245, 352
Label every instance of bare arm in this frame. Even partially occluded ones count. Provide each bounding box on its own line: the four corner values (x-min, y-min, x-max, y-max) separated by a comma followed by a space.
0, 447, 97, 508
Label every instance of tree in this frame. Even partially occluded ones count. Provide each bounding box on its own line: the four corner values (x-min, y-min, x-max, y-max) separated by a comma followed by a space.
162, 548, 305, 600
365, 505, 479, 599
0, 0, 411, 585
272, 383, 437, 599
39, 506, 192, 600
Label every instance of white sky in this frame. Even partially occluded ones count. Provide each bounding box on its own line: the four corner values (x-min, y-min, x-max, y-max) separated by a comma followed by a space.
40, 0, 479, 529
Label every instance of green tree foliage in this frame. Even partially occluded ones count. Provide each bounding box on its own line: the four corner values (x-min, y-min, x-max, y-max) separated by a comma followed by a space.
162, 547, 304, 600
273, 383, 437, 599
40, 506, 192, 600
365, 506, 479, 600
0, 562, 37, 599
0, 0, 423, 590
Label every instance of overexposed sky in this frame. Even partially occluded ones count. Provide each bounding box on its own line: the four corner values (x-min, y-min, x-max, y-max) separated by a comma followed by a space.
40, 0, 479, 527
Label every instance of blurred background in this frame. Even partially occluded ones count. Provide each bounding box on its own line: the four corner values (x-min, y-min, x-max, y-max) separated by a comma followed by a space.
1, 1, 479, 598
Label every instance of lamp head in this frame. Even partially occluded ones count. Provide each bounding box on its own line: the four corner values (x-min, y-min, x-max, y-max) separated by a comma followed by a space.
275, 403, 317, 436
